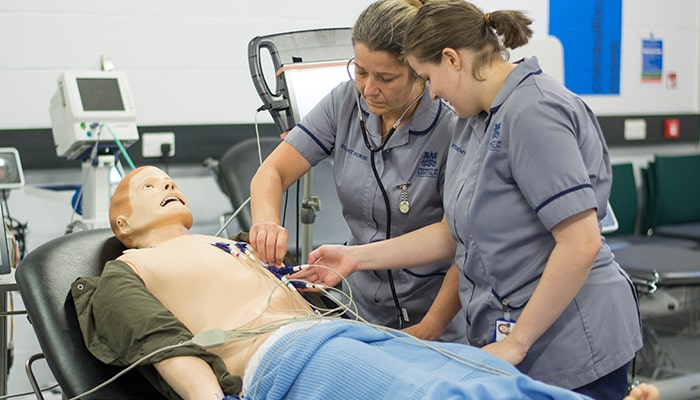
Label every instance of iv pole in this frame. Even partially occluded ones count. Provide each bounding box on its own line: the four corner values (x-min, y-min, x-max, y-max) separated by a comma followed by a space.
77, 152, 115, 230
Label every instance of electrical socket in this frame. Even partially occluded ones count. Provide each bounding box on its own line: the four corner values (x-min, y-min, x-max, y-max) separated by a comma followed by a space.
142, 132, 176, 158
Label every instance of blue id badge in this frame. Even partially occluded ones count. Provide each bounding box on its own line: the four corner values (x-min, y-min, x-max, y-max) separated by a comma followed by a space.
494, 318, 516, 342
495, 299, 516, 341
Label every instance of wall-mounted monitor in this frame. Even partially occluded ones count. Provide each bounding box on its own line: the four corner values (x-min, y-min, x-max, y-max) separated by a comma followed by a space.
49, 71, 139, 160
282, 60, 352, 124
0, 204, 12, 274
0, 147, 25, 191
601, 201, 619, 234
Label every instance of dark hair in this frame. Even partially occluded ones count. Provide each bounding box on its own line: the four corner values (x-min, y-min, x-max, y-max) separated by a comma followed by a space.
404, 0, 533, 80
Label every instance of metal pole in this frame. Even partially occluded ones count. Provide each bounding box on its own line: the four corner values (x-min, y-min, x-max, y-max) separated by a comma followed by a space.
300, 171, 313, 264
0, 292, 7, 396
300, 170, 321, 265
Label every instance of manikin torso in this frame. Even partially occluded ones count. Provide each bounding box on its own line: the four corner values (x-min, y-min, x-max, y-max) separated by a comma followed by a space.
118, 234, 313, 378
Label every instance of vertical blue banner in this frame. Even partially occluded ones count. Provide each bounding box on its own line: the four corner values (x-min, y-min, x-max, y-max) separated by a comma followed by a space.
549, 0, 622, 95
641, 38, 663, 82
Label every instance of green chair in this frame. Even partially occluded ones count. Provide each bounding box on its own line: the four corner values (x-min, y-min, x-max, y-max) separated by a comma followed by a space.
608, 163, 700, 295
609, 163, 640, 235
643, 154, 700, 244
607, 162, 697, 250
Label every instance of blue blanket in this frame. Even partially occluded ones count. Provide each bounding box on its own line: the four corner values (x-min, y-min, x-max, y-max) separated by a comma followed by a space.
244, 320, 590, 399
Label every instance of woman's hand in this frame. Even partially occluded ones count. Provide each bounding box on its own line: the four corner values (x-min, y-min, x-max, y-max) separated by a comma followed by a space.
403, 320, 443, 341
249, 141, 312, 265
403, 264, 461, 341
481, 336, 529, 366
291, 244, 359, 287
249, 221, 289, 266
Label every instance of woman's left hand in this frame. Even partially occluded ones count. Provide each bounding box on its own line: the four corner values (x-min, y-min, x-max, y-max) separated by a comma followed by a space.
402, 320, 443, 341
481, 337, 528, 366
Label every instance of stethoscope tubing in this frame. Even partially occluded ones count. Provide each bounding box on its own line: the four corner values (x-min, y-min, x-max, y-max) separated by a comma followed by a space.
346, 57, 425, 329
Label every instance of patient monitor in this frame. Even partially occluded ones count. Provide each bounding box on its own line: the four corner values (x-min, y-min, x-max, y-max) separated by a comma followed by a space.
0, 204, 12, 275
49, 71, 139, 160
49, 71, 139, 229
0, 147, 25, 191
0, 147, 24, 274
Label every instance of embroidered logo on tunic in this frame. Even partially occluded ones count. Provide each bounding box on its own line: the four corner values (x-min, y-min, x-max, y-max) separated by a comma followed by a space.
488, 122, 502, 151
417, 151, 439, 178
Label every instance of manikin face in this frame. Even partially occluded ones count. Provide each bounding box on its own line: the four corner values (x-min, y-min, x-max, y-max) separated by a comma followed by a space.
112, 166, 192, 246
352, 43, 423, 120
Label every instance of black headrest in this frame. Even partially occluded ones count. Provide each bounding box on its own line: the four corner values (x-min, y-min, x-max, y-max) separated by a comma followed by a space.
16, 229, 165, 399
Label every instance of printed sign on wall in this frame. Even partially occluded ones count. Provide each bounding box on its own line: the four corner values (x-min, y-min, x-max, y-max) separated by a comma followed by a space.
549, 0, 622, 95
641, 36, 663, 83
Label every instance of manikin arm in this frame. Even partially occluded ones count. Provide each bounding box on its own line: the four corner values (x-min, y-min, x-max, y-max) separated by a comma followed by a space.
155, 357, 223, 400
73, 262, 240, 399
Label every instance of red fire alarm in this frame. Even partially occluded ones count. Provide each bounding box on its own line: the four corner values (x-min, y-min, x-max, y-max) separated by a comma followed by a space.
664, 118, 680, 140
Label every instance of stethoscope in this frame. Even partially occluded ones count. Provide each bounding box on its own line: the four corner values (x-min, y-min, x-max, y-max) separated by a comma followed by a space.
346, 58, 423, 151
346, 57, 424, 329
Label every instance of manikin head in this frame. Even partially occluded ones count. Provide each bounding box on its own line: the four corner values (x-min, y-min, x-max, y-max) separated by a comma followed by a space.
109, 166, 192, 248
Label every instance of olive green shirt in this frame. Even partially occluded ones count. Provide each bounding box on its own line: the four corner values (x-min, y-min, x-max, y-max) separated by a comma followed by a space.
71, 260, 243, 399
70, 232, 326, 399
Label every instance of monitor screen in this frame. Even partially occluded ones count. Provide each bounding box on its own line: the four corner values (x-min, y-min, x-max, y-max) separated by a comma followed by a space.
601, 201, 619, 234
77, 78, 125, 111
0, 147, 25, 190
49, 71, 139, 159
283, 60, 352, 123
0, 205, 11, 274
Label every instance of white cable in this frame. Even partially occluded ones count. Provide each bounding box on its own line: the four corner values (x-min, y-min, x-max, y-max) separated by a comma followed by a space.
291, 261, 358, 317
67, 247, 506, 399
215, 197, 252, 238
66, 342, 189, 400
213, 109, 266, 238
240, 258, 515, 398
245, 316, 514, 400
254, 110, 264, 164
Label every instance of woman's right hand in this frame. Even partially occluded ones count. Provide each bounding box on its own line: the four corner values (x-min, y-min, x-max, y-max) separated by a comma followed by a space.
249, 221, 289, 266
249, 141, 313, 265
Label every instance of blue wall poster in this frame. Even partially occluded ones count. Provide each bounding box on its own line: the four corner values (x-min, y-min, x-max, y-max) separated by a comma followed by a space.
641, 37, 663, 82
549, 0, 622, 95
